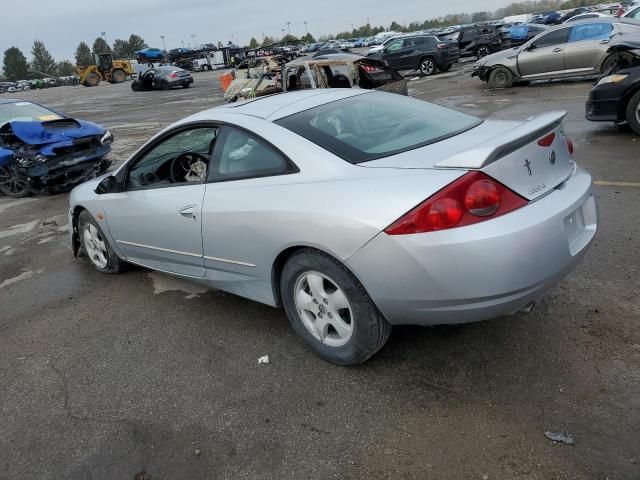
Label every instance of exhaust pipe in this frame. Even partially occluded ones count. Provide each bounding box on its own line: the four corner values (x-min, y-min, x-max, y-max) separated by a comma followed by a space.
519, 301, 536, 314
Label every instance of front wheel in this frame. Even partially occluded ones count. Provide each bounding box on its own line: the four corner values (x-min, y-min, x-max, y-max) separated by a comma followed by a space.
78, 210, 125, 273
625, 90, 640, 136
476, 45, 493, 59
0, 166, 30, 198
281, 249, 391, 366
488, 66, 514, 88
419, 57, 437, 76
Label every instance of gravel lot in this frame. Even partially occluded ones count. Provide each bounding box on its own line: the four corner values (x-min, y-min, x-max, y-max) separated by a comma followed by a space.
1, 60, 639, 480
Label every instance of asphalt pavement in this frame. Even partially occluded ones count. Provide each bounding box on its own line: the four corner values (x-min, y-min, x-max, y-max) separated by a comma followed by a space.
0, 62, 639, 479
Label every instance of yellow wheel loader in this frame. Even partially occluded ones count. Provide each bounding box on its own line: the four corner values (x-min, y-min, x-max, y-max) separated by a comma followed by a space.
76, 53, 134, 87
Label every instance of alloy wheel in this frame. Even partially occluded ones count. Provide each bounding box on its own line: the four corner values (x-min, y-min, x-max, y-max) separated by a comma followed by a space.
421, 59, 435, 75
0, 167, 29, 196
294, 271, 354, 347
83, 224, 109, 269
477, 46, 491, 58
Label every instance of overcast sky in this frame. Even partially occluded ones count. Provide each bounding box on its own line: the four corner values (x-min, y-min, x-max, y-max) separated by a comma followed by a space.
2, 0, 513, 60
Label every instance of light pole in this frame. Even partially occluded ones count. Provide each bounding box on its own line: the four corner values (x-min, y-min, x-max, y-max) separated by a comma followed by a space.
304, 21, 308, 36
100, 31, 107, 46
191, 34, 197, 49
281, 28, 285, 41
160, 35, 166, 52
286, 21, 291, 36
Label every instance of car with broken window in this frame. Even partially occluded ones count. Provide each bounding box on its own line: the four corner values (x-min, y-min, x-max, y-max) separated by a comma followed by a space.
586, 33, 640, 134
473, 18, 640, 88
0, 99, 112, 197
69, 89, 596, 365
131, 65, 194, 91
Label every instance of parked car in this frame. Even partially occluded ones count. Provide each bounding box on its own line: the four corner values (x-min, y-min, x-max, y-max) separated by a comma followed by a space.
313, 48, 349, 57
473, 18, 640, 88
623, 5, 640, 19
131, 65, 194, 91
558, 7, 593, 23
0, 99, 112, 197
564, 12, 612, 23
69, 89, 596, 365
437, 24, 512, 59
368, 34, 459, 75
135, 48, 165, 62
586, 34, 640, 134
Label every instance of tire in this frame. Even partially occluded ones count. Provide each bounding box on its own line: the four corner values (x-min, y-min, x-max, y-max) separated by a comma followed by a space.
77, 210, 125, 274
280, 249, 391, 366
111, 69, 126, 83
476, 45, 493, 59
83, 72, 101, 87
418, 56, 437, 76
488, 66, 514, 88
625, 90, 640, 136
161, 80, 170, 90
131, 80, 141, 92
601, 55, 617, 75
202, 65, 210, 71
0, 166, 30, 198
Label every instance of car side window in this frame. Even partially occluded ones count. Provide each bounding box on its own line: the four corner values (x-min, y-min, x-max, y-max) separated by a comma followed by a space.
569, 23, 613, 42
386, 39, 403, 52
531, 28, 571, 48
629, 8, 640, 19
209, 127, 293, 182
126, 127, 218, 190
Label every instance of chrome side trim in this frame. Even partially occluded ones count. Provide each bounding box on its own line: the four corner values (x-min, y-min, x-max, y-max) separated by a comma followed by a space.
116, 240, 202, 258
204, 256, 256, 268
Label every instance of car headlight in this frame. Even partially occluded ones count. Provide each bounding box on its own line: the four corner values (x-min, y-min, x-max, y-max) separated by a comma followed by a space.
100, 130, 114, 145
597, 74, 628, 85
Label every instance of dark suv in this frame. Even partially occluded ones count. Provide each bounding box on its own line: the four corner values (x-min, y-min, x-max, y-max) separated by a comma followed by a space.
370, 35, 459, 75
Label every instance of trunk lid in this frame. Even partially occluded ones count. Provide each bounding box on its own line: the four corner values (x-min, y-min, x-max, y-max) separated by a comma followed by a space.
361, 111, 574, 201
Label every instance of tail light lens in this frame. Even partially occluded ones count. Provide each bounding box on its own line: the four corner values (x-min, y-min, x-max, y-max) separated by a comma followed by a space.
360, 64, 379, 73
566, 137, 574, 156
169, 72, 177, 78
537, 132, 555, 147
384, 172, 527, 235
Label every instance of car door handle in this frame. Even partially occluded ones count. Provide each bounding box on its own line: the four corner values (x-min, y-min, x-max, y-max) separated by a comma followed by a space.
600, 39, 609, 44
179, 205, 197, 220
552, 48, 564, 53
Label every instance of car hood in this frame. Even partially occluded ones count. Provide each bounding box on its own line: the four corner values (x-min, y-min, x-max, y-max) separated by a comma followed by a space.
1, 118, 106, 146
476, 47, 521, 67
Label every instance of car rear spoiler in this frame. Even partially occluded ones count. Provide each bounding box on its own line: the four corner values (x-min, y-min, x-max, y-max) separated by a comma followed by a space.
435, 111, 566, 169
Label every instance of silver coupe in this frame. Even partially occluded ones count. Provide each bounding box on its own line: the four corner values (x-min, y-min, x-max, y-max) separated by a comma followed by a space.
69, 89, 598, 365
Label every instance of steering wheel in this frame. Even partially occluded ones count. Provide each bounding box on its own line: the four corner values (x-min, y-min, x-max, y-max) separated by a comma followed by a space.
170, 152, 210, 183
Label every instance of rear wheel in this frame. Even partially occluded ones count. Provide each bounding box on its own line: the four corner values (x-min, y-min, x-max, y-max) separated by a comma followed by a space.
131, 80, 141, 92
488, 66, 514, 88
476, 45, 493, 59
0, 166, 30, 198
83, 72, 101, 87
78, 210, 124, 273
111, 69, 126, 83
625, 90, 640, 136
202, 65, 210, 71
280, 249, 391, 366
419, 56, 437, 76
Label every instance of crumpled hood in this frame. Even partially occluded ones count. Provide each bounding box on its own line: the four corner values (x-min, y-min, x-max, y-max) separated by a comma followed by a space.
476, 46, 521, 67
4, 118, 106, 147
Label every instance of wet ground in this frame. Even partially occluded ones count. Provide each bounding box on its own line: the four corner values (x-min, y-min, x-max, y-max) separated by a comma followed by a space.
1, 61, 639, 480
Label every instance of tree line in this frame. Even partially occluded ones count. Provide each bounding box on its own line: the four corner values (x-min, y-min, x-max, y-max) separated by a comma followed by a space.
1, 34, 147, 81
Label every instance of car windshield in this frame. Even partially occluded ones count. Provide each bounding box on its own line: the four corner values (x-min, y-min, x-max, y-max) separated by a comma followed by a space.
0, 101, 61, 126
275, 93, 482, 164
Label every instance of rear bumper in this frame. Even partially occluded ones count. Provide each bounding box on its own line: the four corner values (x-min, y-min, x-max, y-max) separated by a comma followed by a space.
168, 77, 193, 87
347, 167, 597, 326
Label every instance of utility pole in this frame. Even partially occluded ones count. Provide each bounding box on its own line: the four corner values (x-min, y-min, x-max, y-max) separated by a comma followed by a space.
101, 31, 107, 46
160, 35, 166, 52
304, 21, 308, 35
191, 34, 197, 49
281, 28, 285, 41
286, 21, 291, 36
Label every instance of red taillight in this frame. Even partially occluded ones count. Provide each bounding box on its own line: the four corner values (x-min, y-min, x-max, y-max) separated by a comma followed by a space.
566, 137, 574, 156
537, 132, 555, 147
169, 72, 177, 78
384, 172, 527, 235
360, 64, 378, 73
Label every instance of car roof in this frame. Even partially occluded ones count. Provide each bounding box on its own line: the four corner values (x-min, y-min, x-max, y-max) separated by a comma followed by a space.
187, 89, 370, 122
0, 98, 22, 105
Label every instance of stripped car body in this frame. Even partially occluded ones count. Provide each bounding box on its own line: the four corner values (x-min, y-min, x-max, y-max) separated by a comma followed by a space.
225, 53, 407, 102
0, 99, 112, 197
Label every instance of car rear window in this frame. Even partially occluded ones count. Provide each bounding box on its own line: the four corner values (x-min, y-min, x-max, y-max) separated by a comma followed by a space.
275, 93, 481, 164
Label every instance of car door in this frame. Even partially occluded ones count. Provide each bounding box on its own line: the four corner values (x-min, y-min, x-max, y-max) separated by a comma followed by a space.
103, 125, 219, 277
381, 39, 406, 69
564, 22, 614, 74
200, 126, 298, 295
397, 37, 426, 69
517, 26, 572, 78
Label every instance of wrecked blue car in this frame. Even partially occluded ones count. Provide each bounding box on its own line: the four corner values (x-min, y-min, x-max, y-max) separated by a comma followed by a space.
0, 99, 113, 197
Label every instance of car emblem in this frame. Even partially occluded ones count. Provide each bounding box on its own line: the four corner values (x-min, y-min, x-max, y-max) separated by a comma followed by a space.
524, 158, 532, 176
549, 151, 556, 165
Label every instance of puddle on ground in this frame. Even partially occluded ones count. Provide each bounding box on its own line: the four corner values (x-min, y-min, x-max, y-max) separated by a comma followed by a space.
147, 271, 209, 299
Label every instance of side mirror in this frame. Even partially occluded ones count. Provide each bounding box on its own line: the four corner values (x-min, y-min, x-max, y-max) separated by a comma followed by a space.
95, 175, 118, 194
526, 44, 537, 51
